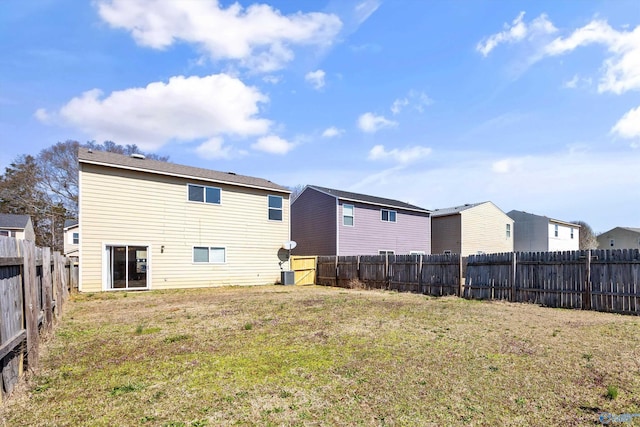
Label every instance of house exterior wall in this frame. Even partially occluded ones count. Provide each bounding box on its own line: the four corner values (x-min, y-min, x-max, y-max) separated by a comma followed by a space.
509, 211, 551, 252
461, 203, 514, 255
337, 201, 431, 256
597, 228, 640, 249
291, 188, 336, 256
79, 163, 289, 292
431, 215, 461, 254
64, 225, 79, 257
548, 221, 580, 251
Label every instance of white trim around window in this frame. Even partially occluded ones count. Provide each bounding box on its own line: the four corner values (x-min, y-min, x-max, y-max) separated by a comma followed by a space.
0, 229, 10, 237
268, 195, 283, 221
187, 183, 221, 205
378, 250, 395, 256
343, 204, 354, 226
381, 209, 397, 223
193, 246, 226, 264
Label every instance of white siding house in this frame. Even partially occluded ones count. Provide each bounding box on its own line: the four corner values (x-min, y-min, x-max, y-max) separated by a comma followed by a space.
78, 148, 290, 292
507, 210, 580, 252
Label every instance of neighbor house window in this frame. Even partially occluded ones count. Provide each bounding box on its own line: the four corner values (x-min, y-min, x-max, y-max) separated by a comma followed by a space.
268, 195, 283, 221
381, 209, 397, 223
506, 224, 511, 238
188, 184, 221, 204
193, 246, 226, 263
343, 204, 354, 226
0, 230, 9, 237
73, 232, 79, 244
379, 250, 395, 256
554, 224, 559, 237
570, 229, 574, 239
610, 239, 615, 247
443, 250, 452, 255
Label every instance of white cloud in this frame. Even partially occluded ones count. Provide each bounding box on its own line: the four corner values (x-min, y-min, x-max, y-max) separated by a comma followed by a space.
368, 144, 432, 164
611, 105, 640, 140
391, 90, 433, 115
357, 112, 397, 133
97, 0, 342, 72
262, 75, 281, 84
354, 0, 381, 26
477, 12, 557, 57
34, 108, 51, 123
491, 157, 526, 174
390, 98, 408, 115
252, 135, 295, 154
544, 20, 640, 94
195, 137, 233, 160
322, 126, 344, 138
38, 74, 270, 152
305, 69, 326, 90
563, 74, 579, 89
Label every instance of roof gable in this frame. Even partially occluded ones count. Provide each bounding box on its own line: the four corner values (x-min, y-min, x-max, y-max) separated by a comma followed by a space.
304, 185, 430, 213
507, 210, 579, 228
0, 214, 31, 229
78, 148, 289, 194
431, 201, 490, 217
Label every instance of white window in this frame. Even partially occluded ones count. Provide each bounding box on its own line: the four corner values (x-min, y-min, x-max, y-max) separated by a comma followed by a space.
610, 239, 615, 247
343, 204, 354, 226
506, 224, 511, 238
410, 251, 426, 256
73, 232, 79, 245
379, 250, 395, 256
554, 224, 559, 237
188, 184, 221, 204
193, 246, 226, 263
0, 230, 10, 237
570, 228, 574, 239
381, 209, 397, 223
268, 195, 283, 221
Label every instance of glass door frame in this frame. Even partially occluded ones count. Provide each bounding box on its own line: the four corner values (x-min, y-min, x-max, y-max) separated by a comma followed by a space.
103, 242, 151, 291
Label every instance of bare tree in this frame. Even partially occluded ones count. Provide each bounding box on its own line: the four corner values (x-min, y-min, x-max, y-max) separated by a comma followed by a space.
288, 184, 306, 202
572, 220, 599, 250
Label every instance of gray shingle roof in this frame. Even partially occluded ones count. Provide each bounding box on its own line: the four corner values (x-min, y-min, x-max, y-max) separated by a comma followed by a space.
64, 220, 78, 229
78, 148, 289, 193
307, 185, 430, 213
0, 214, 31, 229
620, 227, 640, 234
431, 202, 486, 217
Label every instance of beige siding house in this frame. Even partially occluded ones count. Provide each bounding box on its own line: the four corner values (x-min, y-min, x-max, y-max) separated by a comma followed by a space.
597, 227, 640, 249
0, 214, 35, 241
431, 202, 514, 256
78, 149, 290, 292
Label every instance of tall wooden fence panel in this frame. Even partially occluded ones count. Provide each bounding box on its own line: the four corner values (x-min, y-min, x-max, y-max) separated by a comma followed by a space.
390, 255, 421, 293
421, 253, 460, 296
465, 253, 513, 300
590, 249, 640, 314
317, 256, 337, 287
0, 237, 71, 400
359, 255, 388, 289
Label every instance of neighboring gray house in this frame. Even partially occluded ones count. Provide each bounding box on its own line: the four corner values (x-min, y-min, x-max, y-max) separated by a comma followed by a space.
507, 210, 580, 252
0, 214, 35, 241
63, 219, 79, 259
431, 201, 513, 256
291, 185, 431, 256
596, 227, 640, 249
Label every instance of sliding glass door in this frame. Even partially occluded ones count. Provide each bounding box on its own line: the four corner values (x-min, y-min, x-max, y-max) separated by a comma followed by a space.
106, 245, 148, 289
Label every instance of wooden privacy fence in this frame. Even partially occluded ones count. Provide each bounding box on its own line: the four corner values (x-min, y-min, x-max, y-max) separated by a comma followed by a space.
317, 254, 461, 296
0, 237, 72, 400
465, 249, 640, 315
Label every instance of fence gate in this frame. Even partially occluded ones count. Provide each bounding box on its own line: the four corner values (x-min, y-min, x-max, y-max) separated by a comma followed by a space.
291, 256, 316, 285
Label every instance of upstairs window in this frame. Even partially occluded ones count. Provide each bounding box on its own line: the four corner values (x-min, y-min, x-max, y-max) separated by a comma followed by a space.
554, 224, 559, 237
0, 230, 9, 237
73, 232, 79, 245
188, 184, 221, 204
506, 224, 511, 238
570, 228, 574, 239
343, 204, 354, 226
268, 195, 283, 221
610, 239, 615, 247
381, 209, 397, 223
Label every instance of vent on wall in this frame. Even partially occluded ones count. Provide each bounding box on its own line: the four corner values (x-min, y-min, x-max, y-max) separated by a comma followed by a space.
130, 153, 146, 160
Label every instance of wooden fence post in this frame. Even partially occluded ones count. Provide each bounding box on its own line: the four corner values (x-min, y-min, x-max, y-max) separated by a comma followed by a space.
511, 252, 517, 302
334, 256, 339, 288
21, 240, 38, 371
41, 248, 53, 332
458, 256, 464, 297
584, 250, 592, 310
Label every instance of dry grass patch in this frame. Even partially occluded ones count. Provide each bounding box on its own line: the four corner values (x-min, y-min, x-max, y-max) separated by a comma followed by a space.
1, 286, 639, 426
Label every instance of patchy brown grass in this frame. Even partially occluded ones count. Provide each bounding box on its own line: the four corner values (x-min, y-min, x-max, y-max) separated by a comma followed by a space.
1, 286, 639, 426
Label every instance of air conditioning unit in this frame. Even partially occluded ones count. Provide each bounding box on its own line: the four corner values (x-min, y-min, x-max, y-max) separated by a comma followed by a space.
280, 270, 295, 285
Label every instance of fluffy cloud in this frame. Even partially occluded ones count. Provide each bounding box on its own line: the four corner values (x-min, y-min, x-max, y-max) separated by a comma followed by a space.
37, 74, 270, 151
251, 135, 295, 154
611, 105, 640, 140
357, 112, 397, 133
391, 90, 433, 115
477, 12, 557, 57
390, 98, 409, 115
305, 69, 326, 90
97, 0, 342, 72
195, 137, 233, 160
544, 20, 640, 94
322, 126, 344, 138
354, 0, 381, 26
368, 144, 431, 163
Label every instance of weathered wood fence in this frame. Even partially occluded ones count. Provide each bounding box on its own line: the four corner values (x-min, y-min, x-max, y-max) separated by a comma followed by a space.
466, 249, 640, 315
0, 237, 73, 400
317, 254, 461, 296
316, 249, 640, 315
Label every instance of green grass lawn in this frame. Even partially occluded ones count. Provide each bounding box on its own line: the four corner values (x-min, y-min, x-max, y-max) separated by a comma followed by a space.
2, 285, 639, 426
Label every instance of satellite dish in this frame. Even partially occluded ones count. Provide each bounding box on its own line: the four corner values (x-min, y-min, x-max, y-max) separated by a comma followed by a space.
282, 241, 297, 250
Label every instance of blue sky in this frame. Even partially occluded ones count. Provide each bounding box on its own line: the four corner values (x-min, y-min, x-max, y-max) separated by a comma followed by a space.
1, 0, 639, 233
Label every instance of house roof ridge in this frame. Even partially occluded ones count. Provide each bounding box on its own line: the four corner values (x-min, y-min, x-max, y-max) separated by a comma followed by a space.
306, 185, 430, 213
